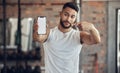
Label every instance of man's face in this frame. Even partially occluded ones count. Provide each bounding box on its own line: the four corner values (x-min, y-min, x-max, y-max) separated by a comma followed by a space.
60, 7, 77, 29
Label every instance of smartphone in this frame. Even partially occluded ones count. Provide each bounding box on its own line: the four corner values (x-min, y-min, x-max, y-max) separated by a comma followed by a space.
37, 16, 47, 34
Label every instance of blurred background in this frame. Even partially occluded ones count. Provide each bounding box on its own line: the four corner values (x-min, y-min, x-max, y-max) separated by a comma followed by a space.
0, 0, 120, 73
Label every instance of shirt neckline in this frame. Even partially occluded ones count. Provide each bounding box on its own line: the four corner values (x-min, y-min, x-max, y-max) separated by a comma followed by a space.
56, 26, 73, 35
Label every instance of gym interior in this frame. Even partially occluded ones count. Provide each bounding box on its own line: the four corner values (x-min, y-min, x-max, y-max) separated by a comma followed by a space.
0, 0, 120, 73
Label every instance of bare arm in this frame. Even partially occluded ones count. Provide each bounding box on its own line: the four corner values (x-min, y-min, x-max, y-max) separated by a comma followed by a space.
78, 21, 101, 45
33, 22, 50, 43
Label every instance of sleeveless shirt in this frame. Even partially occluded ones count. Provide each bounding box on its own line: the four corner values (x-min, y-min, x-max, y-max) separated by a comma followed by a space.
43, 27, 82, 73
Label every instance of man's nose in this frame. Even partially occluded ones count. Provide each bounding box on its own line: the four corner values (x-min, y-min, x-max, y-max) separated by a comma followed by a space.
66, 16, 71, 22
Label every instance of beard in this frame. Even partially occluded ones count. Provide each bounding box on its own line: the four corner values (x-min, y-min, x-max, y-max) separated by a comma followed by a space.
60, 19, 72, 29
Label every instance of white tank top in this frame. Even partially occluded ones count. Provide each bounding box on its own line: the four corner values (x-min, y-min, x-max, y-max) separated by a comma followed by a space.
43, 27, 82, 73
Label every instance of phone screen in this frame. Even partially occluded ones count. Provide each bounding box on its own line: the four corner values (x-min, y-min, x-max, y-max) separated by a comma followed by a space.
37, 16, 46, 34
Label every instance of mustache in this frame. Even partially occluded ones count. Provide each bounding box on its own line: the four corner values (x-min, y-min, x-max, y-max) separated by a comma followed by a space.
63, 21, 71, 24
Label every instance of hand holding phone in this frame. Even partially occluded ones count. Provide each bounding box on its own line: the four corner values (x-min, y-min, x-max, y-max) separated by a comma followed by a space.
37, 16, 47, 34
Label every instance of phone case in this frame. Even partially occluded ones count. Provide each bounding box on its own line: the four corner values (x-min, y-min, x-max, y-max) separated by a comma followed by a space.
37, 16, 46, 34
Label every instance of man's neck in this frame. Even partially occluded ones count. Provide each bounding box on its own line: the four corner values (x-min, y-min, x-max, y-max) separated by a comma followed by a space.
58, 24, 72, 33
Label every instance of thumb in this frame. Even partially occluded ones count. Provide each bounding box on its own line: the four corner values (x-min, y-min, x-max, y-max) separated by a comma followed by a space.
77, 22, 83, 30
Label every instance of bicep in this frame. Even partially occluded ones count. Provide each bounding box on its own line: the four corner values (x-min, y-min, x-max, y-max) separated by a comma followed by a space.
80, 31, 94, 45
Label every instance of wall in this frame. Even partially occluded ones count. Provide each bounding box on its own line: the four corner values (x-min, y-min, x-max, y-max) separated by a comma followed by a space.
80, 1, 107, 73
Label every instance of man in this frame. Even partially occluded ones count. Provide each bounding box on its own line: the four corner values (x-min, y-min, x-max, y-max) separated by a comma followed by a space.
33, 2, 101, 73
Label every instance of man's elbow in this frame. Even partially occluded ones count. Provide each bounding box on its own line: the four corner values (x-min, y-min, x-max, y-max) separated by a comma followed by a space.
95, 38, 101, 44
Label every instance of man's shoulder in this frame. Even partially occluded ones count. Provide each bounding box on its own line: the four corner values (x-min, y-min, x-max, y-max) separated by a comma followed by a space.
50, 26, 58, 31
51, 26, 57, 29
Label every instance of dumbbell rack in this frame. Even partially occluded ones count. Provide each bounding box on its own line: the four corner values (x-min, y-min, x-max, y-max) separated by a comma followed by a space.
1, 0, 41, 73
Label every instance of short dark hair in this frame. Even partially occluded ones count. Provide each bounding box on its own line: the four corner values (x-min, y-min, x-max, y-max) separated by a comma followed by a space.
62, 2, 79, 13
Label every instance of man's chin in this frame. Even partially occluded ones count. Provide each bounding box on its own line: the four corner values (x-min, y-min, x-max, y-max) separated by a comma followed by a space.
63, 25, 71, 29
63, 23, 70, 27
60, 21, 71, 29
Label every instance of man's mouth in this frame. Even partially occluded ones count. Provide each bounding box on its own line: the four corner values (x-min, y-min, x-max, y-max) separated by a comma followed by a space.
64, 21, 70, 25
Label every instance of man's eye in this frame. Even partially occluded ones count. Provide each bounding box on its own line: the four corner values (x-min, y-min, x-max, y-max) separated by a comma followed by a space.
64, 13, 68, 16
71, 16, 75, 19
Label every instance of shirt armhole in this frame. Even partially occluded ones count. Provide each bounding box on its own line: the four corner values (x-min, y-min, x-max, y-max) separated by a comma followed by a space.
78, 31, 84, 44
74, 30, 82, 44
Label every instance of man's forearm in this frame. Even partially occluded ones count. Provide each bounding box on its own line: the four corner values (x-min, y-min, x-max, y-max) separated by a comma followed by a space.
33, 31, 39, 41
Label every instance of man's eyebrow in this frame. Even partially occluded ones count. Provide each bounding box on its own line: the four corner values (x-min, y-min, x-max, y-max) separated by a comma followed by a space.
64, 11, 76, 16
64, 11, 69, 14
